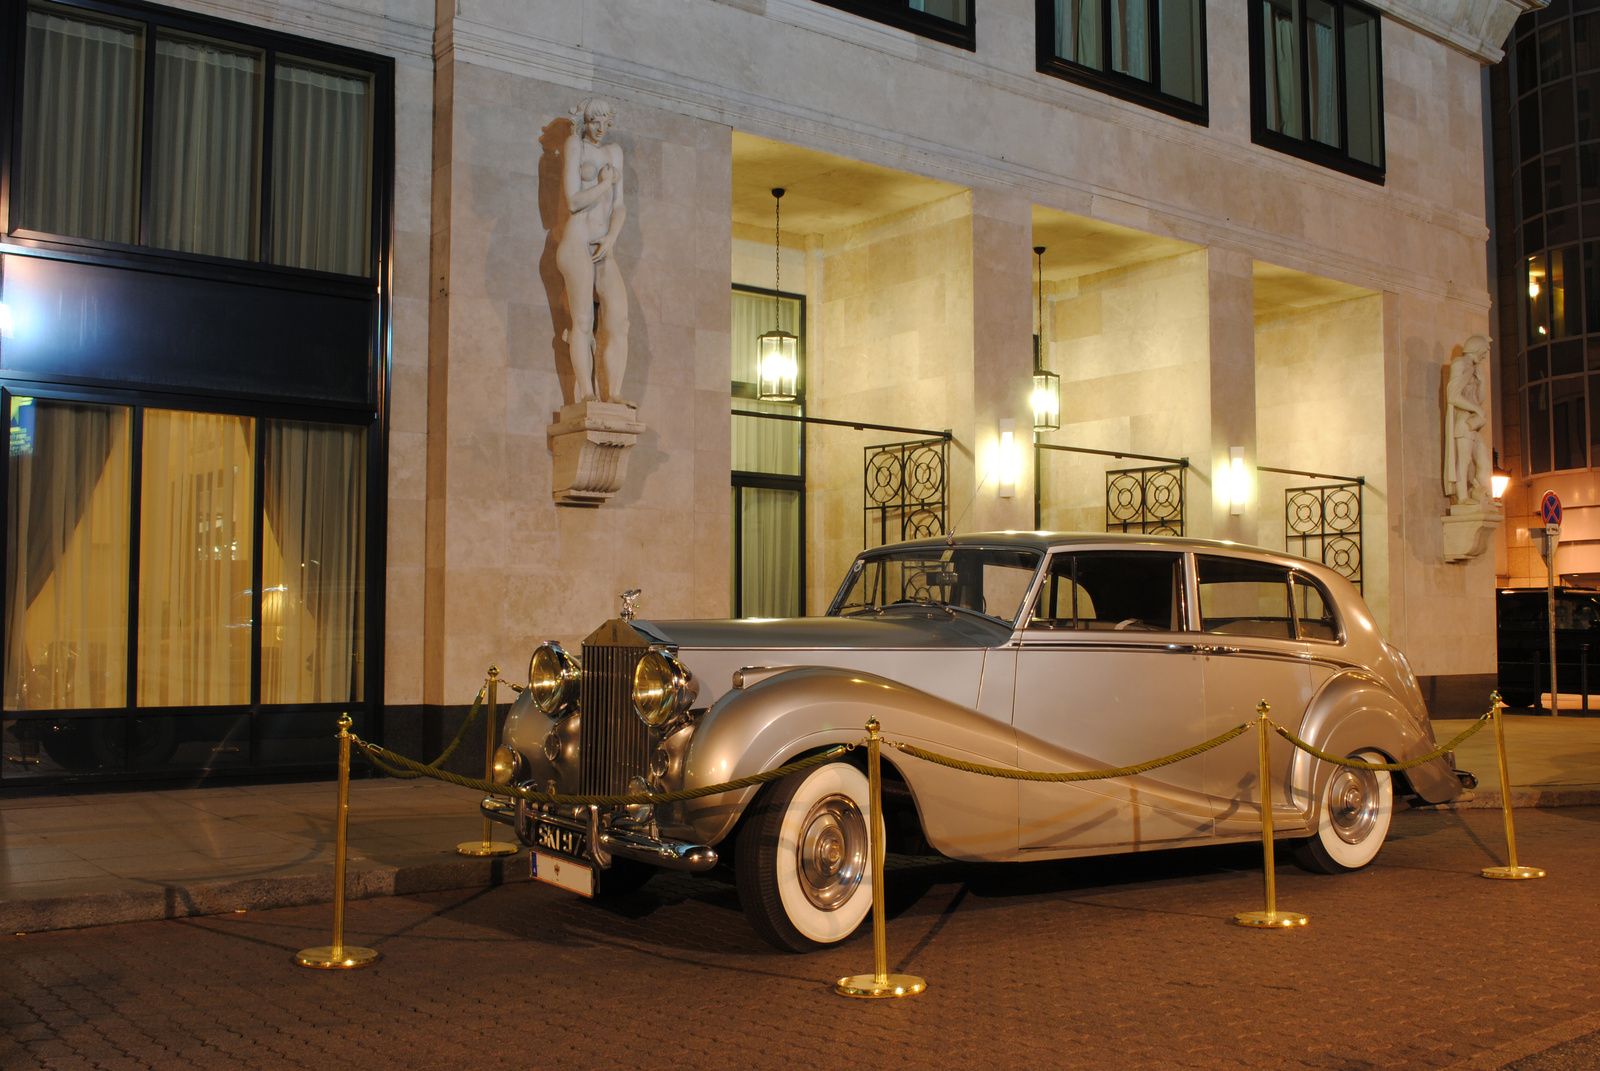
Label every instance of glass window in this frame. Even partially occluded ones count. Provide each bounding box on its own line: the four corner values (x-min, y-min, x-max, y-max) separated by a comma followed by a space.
4, 399, 132, 710
734, 487, 800, 619
136, 410, 255, 707
1528, 382, 1554, 473
1543, 84, 1577, 149
1579, 74, 1600, 139
811, 0, 974, 48
272, 58, 374, 276
1196, 555, 1294, 639
1547, 150, 1580, 211
1292, 575, 1339, 641
1553, 376, 1589, 470
833, 547, 1043, 625
1110, 0, 1150, 80
732, 290, 802, 477
1541, 22, 1572, 83
150, 32, 263, 259
1043, 0, 1205, 116
1252, 0, 1384, 177
14, 3, 144, 243
1529, 253, 1552, 345
1553, 245, 1581, 339
1057, 0, 1103, 69
1028, 551, 1182, 631
1158, 0, 1204, 102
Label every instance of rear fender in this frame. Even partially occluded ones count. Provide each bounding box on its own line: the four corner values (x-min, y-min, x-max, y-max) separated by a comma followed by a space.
675, 666, 1018, 858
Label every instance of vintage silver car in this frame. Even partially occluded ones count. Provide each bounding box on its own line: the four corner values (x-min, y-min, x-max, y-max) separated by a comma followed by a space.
484, 533, 1464, 952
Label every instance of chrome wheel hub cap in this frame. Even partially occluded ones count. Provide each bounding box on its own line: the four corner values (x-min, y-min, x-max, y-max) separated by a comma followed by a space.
796, 793, 868, 910
1328, 767, 1380, 845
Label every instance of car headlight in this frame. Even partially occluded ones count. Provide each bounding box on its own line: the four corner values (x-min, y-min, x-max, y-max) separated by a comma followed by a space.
528, 641, 580, 716
632, 649, 699, 727
492, 745, 522, 785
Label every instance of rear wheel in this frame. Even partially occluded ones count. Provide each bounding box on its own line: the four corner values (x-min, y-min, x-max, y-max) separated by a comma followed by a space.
736, 760, 874, 953
1293, 750, 1393, 874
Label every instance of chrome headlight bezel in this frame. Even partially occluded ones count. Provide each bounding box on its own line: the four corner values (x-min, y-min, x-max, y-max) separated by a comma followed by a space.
528, 641, 580, 717
491, 744, 522, 785
632, 648, 699, 727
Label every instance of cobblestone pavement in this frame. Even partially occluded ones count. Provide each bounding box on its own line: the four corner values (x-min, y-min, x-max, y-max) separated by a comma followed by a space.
2, 806, 1597, 1071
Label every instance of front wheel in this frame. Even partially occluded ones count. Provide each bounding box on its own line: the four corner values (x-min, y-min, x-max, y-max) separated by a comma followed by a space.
1293, 750, 1393, 874
736, 760, 875, 953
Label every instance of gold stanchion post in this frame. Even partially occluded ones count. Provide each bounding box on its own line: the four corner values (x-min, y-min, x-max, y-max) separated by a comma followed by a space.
460, 665, 519, 857
1234, 701, 1307, 929
1481, 692, 1546, 880
297, 714, 380, 968
835, 717, 925, 999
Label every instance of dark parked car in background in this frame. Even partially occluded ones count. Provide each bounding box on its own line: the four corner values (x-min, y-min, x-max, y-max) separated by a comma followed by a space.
1496, 587, 1600, 708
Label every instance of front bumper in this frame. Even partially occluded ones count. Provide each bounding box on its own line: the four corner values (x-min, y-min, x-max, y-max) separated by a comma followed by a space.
480, 796, 718, 872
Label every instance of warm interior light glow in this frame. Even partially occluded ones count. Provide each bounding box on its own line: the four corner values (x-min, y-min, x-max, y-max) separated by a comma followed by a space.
1031, 369, 1060, 432
998, 419, 1017, 498
1492, 471, 1510, 499
757, 330, 798, 401
1229, 447, 1246, 516
1529, 281, 1541, 298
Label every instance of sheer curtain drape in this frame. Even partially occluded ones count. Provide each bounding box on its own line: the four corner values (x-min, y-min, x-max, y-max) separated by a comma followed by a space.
16, 7, 143, 243
137, 411, 254, 707
1306, 0, 1340, 146
150, 33, 262, 259
739, 489, 800, 618
261, 422, 366, 704
4, 402, 131, 710
1056, 0, 1102, 68
731, 292, 802, 476
1264, 0, 1301, 137
1111, 0, 1150, 80
272, 59, 373, 276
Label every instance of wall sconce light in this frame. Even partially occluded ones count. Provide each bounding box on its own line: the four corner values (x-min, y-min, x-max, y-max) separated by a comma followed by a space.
757, 187, 799, 402
1229, 447, 1246, 516
1492, 449, 1511, 500
0, 301, 12, 340
999, 419, 1017, 498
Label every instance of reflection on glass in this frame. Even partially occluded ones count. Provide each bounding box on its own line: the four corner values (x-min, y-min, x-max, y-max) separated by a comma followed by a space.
1111, 0, 1150, 80
1528, 253, 1551, 345
2, 715, 130, 777
1305, 0, 1339, 147
272, 58, 373, 276
1528, 382, 1553, 473
1261, 0, 1301, 138
1058, 0, 1103, 68
137, 410, 255, 707
1343, 5, 1381, 164
5, 400, 132, 710
261, 421, 366, 704
130, 713, 249, 770
1551, 246, 1580, 339
1553, 376, 1588, 470
1157, 0, 1204, 102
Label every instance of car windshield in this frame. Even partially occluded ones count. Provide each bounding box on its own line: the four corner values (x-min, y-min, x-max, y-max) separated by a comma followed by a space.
830, 546, 1043, 625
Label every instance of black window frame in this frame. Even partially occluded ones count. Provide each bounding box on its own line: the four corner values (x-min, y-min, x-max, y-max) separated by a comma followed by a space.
810, 0, 976, 51
1035, 0, 1209, 125
1247, 0, 1387, 184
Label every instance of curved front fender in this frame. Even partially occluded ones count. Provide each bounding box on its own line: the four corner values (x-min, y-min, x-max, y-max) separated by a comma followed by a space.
676, 666, 1019, 858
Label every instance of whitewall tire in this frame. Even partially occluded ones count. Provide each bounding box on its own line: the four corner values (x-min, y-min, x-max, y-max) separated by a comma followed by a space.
736, 760, 876, 953
1293, 749, 1393, 874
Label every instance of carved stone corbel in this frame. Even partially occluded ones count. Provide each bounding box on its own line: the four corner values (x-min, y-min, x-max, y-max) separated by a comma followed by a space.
1442, 500, 1503, 563
547, 401, 645, 506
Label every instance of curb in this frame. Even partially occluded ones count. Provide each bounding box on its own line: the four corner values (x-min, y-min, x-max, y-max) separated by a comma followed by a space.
1, 854, 530, 936
1417, 786, 1600, 810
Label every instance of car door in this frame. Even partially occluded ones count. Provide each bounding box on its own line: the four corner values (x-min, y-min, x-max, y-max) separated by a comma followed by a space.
1012, 548, 1213, 850
1192, 554, 1316, 834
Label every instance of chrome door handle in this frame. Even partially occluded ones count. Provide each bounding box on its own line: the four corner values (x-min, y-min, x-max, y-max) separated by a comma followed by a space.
1193, 643, 1241, 654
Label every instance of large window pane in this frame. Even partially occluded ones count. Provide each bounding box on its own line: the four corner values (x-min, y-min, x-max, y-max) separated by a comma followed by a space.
1305, 0, 1340, 147
1057, 0, 1103, 69
1529, 253, 1552, 345
909, 0, 967, 21
1553, 376, 1589, 470
1197, 555, 1293, 639
732, 290, 802, 476
1157, 0, 1204, 102
1343, 5, 1381, 164
1111, 0, 1151, 81
150, 32, 263, 259
5, 400, 131, 710
737, 488, 800, 618
15, 4, 144, 243
1551, 245, 1582, 339
1262, 0, 1301, 138
1529, 383, 1554, 473
272, 58, 373, 276
137, 411, 254, 707
261, 421, 367, 704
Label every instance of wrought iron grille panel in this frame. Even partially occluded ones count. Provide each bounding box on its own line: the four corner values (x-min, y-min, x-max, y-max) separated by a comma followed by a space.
578, 642, 649, 795
1105, 465, 1185, 535
864, 438, 948, 548
1285, 482, 1363, 590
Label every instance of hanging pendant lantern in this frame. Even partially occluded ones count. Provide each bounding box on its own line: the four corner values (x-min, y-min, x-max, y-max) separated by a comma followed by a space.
758, 187, 799, 402
1032, 245, 1060, 432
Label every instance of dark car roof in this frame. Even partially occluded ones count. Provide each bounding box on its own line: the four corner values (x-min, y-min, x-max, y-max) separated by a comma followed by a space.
880, 531, 1293, 557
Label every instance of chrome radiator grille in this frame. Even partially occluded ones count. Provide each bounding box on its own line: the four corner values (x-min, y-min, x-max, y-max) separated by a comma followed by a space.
578, 641, 649, 796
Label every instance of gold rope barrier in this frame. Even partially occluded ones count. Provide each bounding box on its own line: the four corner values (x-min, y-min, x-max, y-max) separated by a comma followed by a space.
1233, 701, 1306, 929
1480, 693, 1546, 880
459, 665, 518, 858
296, 714, 379, 969
835, 717, 926, 1000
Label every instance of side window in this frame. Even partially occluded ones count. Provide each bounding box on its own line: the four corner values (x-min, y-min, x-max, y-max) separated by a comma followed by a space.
1029, 552, 1182, 631
1196, 555, 1293, 639
1292, 575, 1339, 641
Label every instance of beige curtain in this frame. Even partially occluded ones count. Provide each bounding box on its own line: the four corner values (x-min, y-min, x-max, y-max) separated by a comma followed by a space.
272, 59, 372, 276
150, 32, 262, 259
261, 422, 366, 704
4, 401, 131, 710
739, 488, 800, 618
732, 291, 801, 476
16, 6, 144, 243
137, 411, 254, 707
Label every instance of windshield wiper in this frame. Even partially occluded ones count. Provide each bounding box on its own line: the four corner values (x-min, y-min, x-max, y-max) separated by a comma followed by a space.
835, 603, 884, 617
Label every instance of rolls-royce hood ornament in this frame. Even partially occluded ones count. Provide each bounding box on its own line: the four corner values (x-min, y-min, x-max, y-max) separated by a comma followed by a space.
619, 588, 641, 621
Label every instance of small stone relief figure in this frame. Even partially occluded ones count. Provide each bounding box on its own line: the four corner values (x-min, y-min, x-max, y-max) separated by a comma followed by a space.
557, 97, 630, 405
1444, 334, 1493, 504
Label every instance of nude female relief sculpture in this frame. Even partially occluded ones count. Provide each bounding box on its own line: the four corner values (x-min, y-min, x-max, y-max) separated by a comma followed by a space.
1441, 333, 1502, 562
558, 97, 630, 405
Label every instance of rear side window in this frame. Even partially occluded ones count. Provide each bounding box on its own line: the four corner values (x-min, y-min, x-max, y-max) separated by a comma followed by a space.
1029, 551, 1183, 631
1196, 556, 1293, 639
1292, 574, 1340, 641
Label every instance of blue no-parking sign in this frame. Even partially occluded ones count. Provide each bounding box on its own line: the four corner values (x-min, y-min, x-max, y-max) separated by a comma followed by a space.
1542, 490, 1563, 528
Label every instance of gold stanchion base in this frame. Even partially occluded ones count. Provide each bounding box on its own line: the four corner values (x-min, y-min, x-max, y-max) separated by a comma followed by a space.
1481, 865, 1546, 880
834, 973, 926, 999
456, 841, 519, 857
1233, 910, 1308, 928
295, 945, 379, 969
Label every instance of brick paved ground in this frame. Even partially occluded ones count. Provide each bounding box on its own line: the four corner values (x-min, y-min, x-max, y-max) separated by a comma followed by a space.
2, 805, 1597, 1071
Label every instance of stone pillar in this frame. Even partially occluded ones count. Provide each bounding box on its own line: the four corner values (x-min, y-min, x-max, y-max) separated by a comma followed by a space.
1207, 248, 1258, 544
969, 188, 1037, 534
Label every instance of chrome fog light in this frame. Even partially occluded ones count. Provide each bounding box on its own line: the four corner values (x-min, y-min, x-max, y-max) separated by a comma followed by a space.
633, 649, 699, 726
491, 745, 522, 785
624, 774, 655, 825
529, 641, 580, 716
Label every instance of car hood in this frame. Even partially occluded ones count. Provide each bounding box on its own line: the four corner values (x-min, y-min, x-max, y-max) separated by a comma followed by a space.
635, 613, 1009, 650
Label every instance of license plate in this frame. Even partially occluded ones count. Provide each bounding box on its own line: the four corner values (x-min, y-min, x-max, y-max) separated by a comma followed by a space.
532, 851, 593, 898
534, 821, 586, 858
